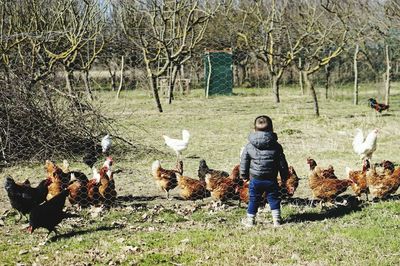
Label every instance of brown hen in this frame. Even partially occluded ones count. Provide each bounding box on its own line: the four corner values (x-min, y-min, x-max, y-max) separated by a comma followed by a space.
346, 160, 370, 200
366, 161, 400, 199
45, 160, 88, 205
236, 180, 250, 205
205, 164, 240, 202
98, 165, 117, 207
307, 158, 337, 179
198, 159, 229, 180
308, 159, 353, 205
176, 173, 209, 200
278, 166, 299, 198
151, 160, 181, 199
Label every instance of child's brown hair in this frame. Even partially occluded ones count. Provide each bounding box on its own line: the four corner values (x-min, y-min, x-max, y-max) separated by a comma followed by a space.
254, 115, 273, 132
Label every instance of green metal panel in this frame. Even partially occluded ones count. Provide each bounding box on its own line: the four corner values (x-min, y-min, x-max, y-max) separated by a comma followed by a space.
204, 51, 233, 96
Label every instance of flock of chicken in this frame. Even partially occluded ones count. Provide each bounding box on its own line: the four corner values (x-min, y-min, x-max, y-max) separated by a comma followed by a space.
3, 135, 116, 237
153, 127, 400, 208
2, 117, 400, 238
152, 158, 300, 205
156, 129, 298, 203
302, 128, 399, 204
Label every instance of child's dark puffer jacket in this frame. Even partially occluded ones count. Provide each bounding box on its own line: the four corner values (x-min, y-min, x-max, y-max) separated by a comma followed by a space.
240, 131, 289, 181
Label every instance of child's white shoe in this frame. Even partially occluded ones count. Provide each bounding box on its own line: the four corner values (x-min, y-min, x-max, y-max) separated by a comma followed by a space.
271, 209, 282, 227
241, 214, 256, 228
273, 219, 281, 227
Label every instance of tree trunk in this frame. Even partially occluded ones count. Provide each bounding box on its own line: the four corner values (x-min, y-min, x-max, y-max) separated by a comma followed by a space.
324, 64, 331, 99
148, 75, 163, 112
353, 43, 359, 105
303, 72, 319, 116
3, 67, 10, 88
41, 85, 54, 114
116, 55, 125, 99
384, 44, 391, 105
272, 74, 280, 103
288, 67, 294, 84
107, 64, 117, 91
168, 65, 179, 104
298, 58, 304, 95
234, 64, 239, 87
64, 66, 74, 94
243, 65, 249, 82
82, 70, 93, 101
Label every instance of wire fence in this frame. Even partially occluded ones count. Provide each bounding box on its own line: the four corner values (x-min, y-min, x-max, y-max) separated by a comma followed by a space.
1, 30, 400, 236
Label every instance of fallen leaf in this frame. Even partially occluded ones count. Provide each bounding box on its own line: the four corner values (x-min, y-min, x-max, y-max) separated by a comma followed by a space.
180, 238, 190, 244
122, 246, 141, 253
116, 237, 125, 244
19, 250, 28, 255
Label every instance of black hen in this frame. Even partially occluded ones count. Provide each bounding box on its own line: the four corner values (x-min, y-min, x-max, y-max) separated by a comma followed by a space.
28, 186, 72, 236
4, 176, 50, 221
83, 144, 102, 169
368, 98, 389, 113
83, 136, 113, 169
198, 159, 229, 180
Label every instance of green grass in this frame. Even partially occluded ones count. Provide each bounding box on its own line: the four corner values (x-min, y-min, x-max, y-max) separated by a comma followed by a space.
1, 83, 400, 265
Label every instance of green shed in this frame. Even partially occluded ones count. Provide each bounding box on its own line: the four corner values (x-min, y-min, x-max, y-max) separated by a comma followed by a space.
204, 49, 233, 97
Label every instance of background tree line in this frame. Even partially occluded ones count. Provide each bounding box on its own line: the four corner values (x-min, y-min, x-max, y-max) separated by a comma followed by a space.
1, 0, 400, 164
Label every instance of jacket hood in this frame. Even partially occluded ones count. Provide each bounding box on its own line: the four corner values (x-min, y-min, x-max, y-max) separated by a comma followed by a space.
248, 131, 277, 150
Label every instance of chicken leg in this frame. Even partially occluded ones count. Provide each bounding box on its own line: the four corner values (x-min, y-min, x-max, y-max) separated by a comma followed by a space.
175, 151, 182, 163
164, 188, 170, 200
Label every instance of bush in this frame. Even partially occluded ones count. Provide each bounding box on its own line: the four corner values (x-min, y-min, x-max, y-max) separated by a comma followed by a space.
0, 79, 111, 165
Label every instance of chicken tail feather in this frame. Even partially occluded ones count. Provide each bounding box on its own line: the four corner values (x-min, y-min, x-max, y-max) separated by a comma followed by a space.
352, 128, 364, 154
182, 129, 190, 143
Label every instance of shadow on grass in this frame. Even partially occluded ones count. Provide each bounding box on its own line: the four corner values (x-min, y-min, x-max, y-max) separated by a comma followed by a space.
371, 194, 400, 202
380, 113, 393, 117
345, 114, 367, 118
285, 195, 364, 223
49, 224, 124, 242
186, 155, 201, 159
283, 197, 316, 207
117, 195, 160, 202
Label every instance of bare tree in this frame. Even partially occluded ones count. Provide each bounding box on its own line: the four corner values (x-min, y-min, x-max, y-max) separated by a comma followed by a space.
0, 0, 110, 163
364, 0, 400, 106
382, 0, 400, 105
288, 1, 353, 116
52, 0, 106, 101
236, 0, 307, 103
117, 0, 219, 112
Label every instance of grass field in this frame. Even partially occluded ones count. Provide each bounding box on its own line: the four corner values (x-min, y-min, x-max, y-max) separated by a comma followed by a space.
1, 83, 400, 265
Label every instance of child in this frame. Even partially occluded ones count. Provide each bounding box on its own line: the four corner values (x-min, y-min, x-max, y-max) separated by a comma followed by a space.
240, 115, 289, 227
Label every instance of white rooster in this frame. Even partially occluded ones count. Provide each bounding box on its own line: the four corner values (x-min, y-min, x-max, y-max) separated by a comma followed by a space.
163, 129, 190, 161
101, 134, 112, 155
92, 166, 101, 184
352, 128, 378, 161
103, 156, 113, 178
92, 157, 113, 184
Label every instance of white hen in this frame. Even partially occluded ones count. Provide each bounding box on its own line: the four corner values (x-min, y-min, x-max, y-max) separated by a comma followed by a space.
92, 157, 113, 184
92, 166, 101, 184
103, 156, 113, 177
352, 128, 378, 161
163, 129, 190, 160
101, 134, 112, 154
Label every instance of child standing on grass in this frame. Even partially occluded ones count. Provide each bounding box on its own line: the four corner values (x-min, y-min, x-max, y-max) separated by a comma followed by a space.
240, 115, 289, 227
